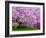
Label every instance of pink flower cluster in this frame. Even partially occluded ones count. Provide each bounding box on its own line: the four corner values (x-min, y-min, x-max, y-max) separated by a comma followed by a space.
12, 7, 40, 26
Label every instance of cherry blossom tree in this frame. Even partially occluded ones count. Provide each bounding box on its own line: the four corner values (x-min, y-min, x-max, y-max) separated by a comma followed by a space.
12, 7, 40, 29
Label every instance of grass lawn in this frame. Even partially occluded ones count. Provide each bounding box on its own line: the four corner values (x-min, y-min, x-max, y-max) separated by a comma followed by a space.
12, 25, 39, 31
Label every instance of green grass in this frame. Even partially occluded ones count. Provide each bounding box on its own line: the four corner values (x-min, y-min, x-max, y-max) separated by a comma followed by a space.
12, 26, 39, 31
